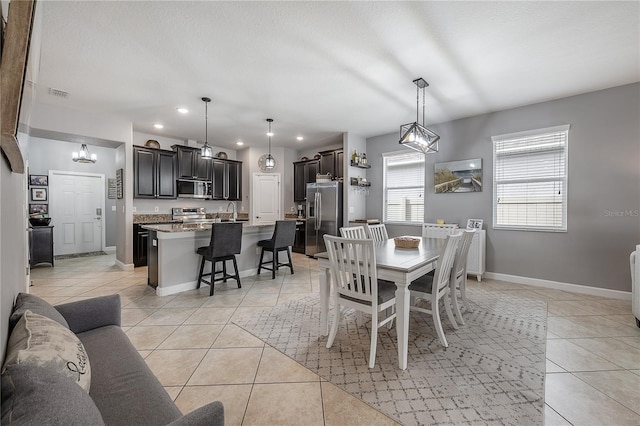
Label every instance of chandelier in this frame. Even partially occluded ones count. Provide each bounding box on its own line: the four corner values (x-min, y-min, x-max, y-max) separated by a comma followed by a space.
72, 144, 96, 163
201, 97, 213, 159
265, 118, 275, 170
399, 78, 440, 154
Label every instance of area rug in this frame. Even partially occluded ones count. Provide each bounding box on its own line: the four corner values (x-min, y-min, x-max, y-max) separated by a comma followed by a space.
234, 288, 547, 425
54, 251, 108, 260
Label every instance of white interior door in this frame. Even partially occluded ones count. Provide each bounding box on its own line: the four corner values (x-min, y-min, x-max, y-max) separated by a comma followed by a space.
252, 173, 281, 224
49, 171, 104, 256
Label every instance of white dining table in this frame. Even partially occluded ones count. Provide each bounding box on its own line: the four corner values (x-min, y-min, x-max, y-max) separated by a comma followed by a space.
315, 236, 445, 370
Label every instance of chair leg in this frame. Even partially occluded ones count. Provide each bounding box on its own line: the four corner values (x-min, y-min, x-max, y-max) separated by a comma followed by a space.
326, 301, 342, 349
460, 275, 470, 311
272, 250, 277, 279
258, 247, 265, 274
451, 280, 465, 326
286, 248, 294, 274
443, 292, 458, 330
196, 257, 205, 289
232, 256, 241, 288
433, 299, 449, 348
369, 311, 378, 368
386, 306, 395, 330
222, 260, 227, 283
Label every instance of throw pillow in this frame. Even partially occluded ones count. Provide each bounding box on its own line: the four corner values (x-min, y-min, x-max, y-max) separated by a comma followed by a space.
9, 292, 69, 333
1, 364, 104, 425
3, 310, 91, 392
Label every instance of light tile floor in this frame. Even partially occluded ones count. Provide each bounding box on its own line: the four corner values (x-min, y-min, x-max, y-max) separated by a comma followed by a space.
30, 253, 640, 425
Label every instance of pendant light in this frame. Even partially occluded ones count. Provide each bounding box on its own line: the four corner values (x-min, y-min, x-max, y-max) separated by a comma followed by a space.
201, 97, 213, 159
265, 118, 275, 170
72, 144, 97, 163
399, 78, 440, 154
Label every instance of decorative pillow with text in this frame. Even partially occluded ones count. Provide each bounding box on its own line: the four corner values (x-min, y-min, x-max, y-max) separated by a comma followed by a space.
3, 310, 91, 392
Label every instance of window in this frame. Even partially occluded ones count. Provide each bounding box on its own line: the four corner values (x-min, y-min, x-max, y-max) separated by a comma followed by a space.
492, 125, 569, 231
383, 151, 425, 223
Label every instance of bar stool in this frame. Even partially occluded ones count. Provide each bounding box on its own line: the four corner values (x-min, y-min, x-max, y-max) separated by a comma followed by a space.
257, 220, 296, 279
196, 222, 243, 296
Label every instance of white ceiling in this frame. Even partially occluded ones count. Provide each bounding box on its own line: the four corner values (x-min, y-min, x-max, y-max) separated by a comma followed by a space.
34, 1, 639, 150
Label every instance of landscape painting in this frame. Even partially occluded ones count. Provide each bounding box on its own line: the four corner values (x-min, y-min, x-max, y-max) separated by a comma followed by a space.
435, 158, 482, 193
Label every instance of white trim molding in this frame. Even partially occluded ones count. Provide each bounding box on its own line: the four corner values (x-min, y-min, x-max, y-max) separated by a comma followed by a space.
104, 246, 116, 253
484, 272, 631, 300
114, 258, 134, 271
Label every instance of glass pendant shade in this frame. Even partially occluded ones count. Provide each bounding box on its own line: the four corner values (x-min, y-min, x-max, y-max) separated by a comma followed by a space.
72, 144, 97, 163
201, 97, 213, 159
265, 118, 275, 170
399, 77, 440, 154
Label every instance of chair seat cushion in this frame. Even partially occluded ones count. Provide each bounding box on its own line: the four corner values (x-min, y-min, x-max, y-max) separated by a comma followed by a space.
340, 279, 396, 304
409, 273, 434, 294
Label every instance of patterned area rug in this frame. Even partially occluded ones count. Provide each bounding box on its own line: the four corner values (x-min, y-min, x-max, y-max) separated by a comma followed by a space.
234, 288, 547, 425
54, 251, 108, 260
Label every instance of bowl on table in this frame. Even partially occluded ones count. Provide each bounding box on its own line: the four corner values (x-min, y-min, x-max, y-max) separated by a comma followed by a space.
29, 217, 51, 226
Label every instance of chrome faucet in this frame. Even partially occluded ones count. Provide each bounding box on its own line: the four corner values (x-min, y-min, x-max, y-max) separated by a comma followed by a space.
226, 201, 237, 222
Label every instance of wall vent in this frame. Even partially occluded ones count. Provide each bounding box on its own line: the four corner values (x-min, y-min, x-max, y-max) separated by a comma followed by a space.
48, 88, 69, 98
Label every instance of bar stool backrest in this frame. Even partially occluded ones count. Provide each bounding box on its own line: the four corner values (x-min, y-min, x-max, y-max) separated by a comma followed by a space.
207, 222, 243, 257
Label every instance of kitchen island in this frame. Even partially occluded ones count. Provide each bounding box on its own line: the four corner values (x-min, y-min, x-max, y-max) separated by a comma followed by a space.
142, 222, 275, 296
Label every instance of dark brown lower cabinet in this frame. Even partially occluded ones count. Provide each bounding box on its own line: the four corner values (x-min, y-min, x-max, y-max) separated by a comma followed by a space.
30, 226, 54, 267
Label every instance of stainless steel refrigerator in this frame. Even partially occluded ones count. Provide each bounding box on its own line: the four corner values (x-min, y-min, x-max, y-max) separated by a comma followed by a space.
305, 182, 343, 256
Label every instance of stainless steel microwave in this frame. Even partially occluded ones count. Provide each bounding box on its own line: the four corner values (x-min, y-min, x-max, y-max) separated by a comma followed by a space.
177, 180, 211, 199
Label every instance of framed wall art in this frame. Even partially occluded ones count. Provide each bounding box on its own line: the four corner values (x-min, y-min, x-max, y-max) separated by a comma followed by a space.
29, 174, 48, 186
31, 187, 47, 201
435, 158, 482, 193
466, 219, 484, 230
29, 204, 48, 215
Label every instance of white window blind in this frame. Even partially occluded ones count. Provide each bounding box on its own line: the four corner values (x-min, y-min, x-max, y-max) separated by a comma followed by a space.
383, 151, 424, 223
492, 125, 569, 231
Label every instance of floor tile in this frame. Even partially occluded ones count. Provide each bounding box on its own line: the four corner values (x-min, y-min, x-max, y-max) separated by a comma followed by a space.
183, 307, 236, 325
120, 308, 156, 326
240, 292, 279, 307
211, 324, 265, 348
546, 316, 604, 338
126, 325, 177, 350
243, 382, 324, 426
145, 349, 207, 386
138, 308, 198, 326
546, 339, 621, 372
175, 384, 251, 425
546, 360, 566, 373
157, 324, 224, 349
544, 404, 572, 425
570, 338, 640, 369
545, 373, 640, 425
254, 346, 320, 383
201, 293, 246, 308
127, 295, 177, 309
615, 336, 640, 349
574, 370, 640, 414
187, 347, 263, 385
164, 386, 182, 401
321, 381, 400, 426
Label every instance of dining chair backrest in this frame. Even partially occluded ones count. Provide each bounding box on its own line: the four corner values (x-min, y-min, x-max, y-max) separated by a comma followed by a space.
324, 235, 377, 305
340, 226, 368, 239
422, 223, 459, 239
452, 229, 475, 278
366, 223, 388, 242
432, 232, 462, 294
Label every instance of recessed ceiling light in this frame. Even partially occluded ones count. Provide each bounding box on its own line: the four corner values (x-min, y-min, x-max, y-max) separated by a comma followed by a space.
236, 141, 244, 146
266, 131, 274, 137
296, 136, 304, 141
176, 107, 189, 114
154, 123, 164, 129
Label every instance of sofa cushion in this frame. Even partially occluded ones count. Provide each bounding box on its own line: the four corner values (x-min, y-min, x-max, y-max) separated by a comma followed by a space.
78, 325, 182, 426
1, 363, 104, 425
4, 310, 91, 392
9, 292, 69, 333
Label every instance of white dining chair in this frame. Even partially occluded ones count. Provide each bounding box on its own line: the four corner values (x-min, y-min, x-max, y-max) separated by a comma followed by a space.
324, 235, 397, 368
422, 223, 459, 239
449, 229, 475, 325
409, 232, 461, 348
340, 226, 368, 239
365, 223, 389, 242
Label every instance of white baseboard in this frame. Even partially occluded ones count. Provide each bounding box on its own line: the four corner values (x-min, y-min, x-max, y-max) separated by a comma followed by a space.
155, 268, 259, 296
484, 272, 632, 300
103, 246, 116, 254
114, 259, 134, 271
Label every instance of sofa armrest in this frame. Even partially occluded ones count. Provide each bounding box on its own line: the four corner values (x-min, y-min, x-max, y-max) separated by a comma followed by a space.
54, 294, 121, 334
167, 401, 224, 426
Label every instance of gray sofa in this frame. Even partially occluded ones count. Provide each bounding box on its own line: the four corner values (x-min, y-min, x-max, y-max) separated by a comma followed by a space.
1, 293, 224, 425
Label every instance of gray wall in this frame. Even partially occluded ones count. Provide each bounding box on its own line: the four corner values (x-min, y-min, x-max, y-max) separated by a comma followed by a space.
366, 83, 640, 292
28, 137, 118, 247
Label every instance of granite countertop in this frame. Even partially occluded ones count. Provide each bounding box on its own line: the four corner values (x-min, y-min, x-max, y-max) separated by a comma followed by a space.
142, 221, 273, 233
134, 212, 250, 224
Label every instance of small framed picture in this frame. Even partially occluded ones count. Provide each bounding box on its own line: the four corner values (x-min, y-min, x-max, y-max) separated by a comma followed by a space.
29, 174, 48, 186
31, 187, 47, 202
466, 219, 483, 230
29, 204, 48, 215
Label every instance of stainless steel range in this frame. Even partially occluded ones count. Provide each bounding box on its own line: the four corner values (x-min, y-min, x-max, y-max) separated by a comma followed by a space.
172, 207, 216, 223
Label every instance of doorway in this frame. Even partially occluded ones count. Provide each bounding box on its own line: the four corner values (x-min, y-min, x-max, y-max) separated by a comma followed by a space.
252, 173, 281, 224
49, 171, 105, 256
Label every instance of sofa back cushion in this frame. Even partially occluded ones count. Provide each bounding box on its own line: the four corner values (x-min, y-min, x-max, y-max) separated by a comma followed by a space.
4, 310, 91, 392
1, 363, 104, 425
9, 293, 69, 333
